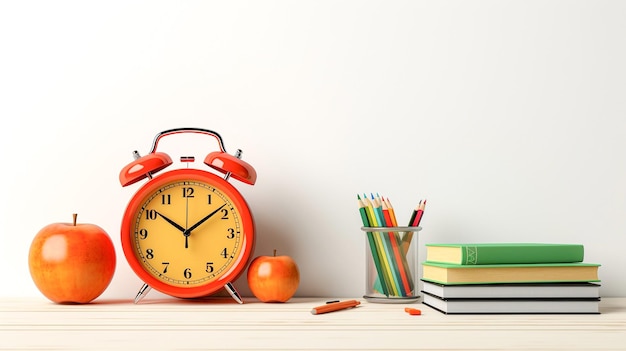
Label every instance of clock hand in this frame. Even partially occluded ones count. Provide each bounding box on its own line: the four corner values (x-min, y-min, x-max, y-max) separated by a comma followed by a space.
154, 211, 186, 233
184, 203, 227, 236
185, 189, 190, 248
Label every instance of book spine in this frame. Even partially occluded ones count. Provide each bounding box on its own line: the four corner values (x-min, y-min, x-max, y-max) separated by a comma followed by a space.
462, 246, 478, 264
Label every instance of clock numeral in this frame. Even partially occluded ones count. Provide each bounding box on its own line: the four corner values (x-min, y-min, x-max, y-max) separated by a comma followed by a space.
161, 262, 169, 274
207, 194, 212, 205
146, 210, 157, 220
220, 208, 229, 220
139, 229, 148, 240
221, 248, 228, 259
182, 187, 195, 198
184, 268, 192, 279
146, 249, 154, 259
227, 228, 235, 239
161, 194, 171, 205
205, 262, 214, 273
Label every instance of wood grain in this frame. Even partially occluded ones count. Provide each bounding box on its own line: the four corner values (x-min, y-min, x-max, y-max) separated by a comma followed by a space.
1, 297, 624, 350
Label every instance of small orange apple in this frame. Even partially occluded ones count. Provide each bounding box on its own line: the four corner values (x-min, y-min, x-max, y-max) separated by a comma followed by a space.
247, 249, 299, 303
28, 214, 116, 304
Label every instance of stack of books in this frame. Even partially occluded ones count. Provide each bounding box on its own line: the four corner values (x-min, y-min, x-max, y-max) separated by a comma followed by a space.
421, 243, 601, 314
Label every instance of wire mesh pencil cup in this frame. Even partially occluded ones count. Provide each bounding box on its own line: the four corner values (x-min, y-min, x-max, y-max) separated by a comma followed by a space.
360, 226, 421, 303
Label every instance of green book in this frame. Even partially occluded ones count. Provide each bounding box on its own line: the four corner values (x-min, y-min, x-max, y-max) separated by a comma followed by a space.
425, 243, 584, 265
422, 261, 601, 285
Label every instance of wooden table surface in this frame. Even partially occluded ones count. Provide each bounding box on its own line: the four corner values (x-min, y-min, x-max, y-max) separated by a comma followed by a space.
1, 297, 625, 350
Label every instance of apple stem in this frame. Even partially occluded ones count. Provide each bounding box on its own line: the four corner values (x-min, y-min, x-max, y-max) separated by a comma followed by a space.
273, 249, 277, 257
72, 213, 78, 226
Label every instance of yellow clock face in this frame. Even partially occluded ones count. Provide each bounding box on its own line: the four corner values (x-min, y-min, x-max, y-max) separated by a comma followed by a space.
121, 169, 255, 297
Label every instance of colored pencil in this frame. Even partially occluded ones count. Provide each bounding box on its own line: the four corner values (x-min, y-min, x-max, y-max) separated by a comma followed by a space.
362, 195, 395, 296
381, 198, 413, 296
407, 200, 421, 228
413, 199, 426, 227
311, 299, 361, 315
401, 200, 426, 255
357, 195, 388, 296
383, 197, 398, 227
372, 194, 402, 296
382, 196, 414, 292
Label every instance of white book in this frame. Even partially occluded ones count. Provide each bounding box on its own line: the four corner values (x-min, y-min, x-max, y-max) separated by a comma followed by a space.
422, 293, 600, 314
421, 280, 601, 299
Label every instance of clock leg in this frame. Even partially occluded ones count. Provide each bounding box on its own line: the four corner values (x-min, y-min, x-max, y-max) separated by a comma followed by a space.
134, 283, 152, 304
225, 282, 243, 304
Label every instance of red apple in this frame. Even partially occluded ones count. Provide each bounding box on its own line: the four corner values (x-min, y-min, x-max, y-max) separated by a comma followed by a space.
247, 249, 300, 303
28, 214, 116, 304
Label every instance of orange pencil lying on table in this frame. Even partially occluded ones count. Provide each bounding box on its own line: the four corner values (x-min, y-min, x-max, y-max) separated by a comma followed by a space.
310, 300, 361, 315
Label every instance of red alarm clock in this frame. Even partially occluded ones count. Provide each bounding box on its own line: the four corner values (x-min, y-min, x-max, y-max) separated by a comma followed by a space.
119, 128, 256, 303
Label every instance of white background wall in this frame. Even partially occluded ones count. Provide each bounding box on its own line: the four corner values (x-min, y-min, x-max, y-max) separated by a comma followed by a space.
1, 1, 624, 300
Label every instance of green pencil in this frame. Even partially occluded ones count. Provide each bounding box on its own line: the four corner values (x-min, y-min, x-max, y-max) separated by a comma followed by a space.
371, 194, 403, 296
358, 195, 390, 296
